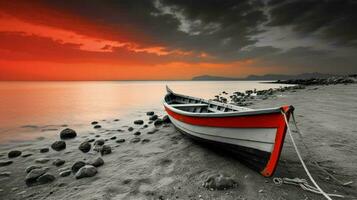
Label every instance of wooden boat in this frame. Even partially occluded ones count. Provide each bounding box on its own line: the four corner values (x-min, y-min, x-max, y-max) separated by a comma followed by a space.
163, 86, 294, 177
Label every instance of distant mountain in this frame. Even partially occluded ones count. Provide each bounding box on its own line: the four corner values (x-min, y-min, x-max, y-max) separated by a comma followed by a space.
192, 72, 335, 81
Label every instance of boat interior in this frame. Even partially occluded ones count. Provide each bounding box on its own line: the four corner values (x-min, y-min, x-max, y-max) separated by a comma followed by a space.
165, 93, 246, 114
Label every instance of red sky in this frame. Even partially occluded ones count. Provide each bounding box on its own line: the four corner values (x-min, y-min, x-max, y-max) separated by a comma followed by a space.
1, 1, 321, 81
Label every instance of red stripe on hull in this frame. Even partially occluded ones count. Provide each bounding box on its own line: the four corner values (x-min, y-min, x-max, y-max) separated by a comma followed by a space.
164, 105, 293, 177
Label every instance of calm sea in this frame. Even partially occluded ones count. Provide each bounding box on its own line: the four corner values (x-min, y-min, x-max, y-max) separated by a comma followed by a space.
0, 81, 288, 142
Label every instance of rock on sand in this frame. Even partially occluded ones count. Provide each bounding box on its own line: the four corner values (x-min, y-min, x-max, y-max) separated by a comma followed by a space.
134, 120, 144, 125
203, 174, 237, 190
60, 128, 77, 139
75, 165, 97, 179
51, 141, 66, 151
8, 150, 22, 158
79, 141, 91, 153
87, 157, 104, 167
71, 161, 86, 173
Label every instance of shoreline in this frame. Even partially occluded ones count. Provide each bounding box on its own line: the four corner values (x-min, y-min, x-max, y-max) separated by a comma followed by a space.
0, 83, 356, 199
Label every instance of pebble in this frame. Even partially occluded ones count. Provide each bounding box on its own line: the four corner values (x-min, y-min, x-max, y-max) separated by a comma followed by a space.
60, 128, 77, 139
75, 165, 97, 179
37, 173, 55, 184
8, 150, 22, 158
71, 161, 86, 173
141, 139, 150, 144
40, 148, 49, 153
134, 131, 141, 136
134, 120, 144, 125
116, 139, 125, 143
128, 127, 134, 131
35, 158, 50, 164
0, 160, 13, 166
79, 141, 91, 153
93, 125, 102, 129
25, 165, 42, 173
91, 121, 98, 125
154, 119, 163, 126
51, 140, 66, 151
142, 124, 148, 129
88, 138, 95, 142
149, 115, 158, 121
94, 139, 105, 146
100, 145, 112, 155
146, 111, 154, 116
21, 153, 33, 158
87, 157, 104, 167
110, 136, 117, 140
130, 138, 141, 143
59, 170, 71, 177
52, 159, 65, 167
147, 128, 159, 134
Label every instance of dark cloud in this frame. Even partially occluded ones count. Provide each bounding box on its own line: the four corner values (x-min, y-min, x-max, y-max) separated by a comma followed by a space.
268, 0, 357, 46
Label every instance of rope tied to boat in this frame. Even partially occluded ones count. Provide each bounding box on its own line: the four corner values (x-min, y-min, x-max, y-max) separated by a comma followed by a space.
278, 111, 345, 200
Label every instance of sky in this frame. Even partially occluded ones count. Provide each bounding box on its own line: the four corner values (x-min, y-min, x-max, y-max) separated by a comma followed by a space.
0, 0, 356, 80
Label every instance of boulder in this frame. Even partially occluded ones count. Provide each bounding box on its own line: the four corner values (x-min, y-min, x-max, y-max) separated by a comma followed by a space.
8, 150, 22, 158
71, 161, 86, 173
87, 157, 104, 167
60, 128, 77, 139
79, 141, 91, 153
100, 145, 112, 155
149, 115, 158, 121
75, 165, 97, 179
51, 141, 66, 151
40, 148, 49, 153
37, 173, 55, 184
52, 159, 65, 167
134, 120, 144, 125
203, 174, 237, 190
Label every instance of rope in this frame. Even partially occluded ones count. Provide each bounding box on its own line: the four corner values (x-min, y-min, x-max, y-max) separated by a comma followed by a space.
280, 111, 343, 200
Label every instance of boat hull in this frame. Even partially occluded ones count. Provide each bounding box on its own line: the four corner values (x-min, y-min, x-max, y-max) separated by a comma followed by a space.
164, 105, 292, 177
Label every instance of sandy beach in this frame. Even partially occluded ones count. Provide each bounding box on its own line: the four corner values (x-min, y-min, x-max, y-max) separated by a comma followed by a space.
0, 83, 356, 200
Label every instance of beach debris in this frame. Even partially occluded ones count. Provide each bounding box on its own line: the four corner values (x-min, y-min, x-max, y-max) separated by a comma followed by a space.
116, 139, 125, 143
8, 150, 22, 158
146, 111, 155, 116
130, 138, 141, 143
71, 161, 86, 173
52, 159, 65, 167
100, 145, 112, 155
25, 165, 42, 173
40, 148, 49, 153
87, 157, 104, 167
134, 120, 144, 125
203, 174, 237, 190
35, 158, 51, 164
60, 128, 77, 139
163, 115, 171, 123
37, 173, 55, 184
51, 140, 66, 151
128, 127, 134, 131
141, 139, 150, 144
79, 141, 91, 153
149, 115, 158, 121
75, 165, 97, 179
0, 171, 11, 177
0, 160, 13, 167
93, 125, 102, 129
134, 131, 141, 136
94, 139, 105, 146
154, 119, 163, 127
91, 121, 98, 125
59, 170, 71, 177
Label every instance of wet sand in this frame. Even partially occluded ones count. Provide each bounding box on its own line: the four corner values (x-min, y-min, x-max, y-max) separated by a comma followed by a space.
0, 84, 356, 200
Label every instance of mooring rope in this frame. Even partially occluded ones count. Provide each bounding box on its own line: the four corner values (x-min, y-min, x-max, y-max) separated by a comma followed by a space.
279, 111, 344, 200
